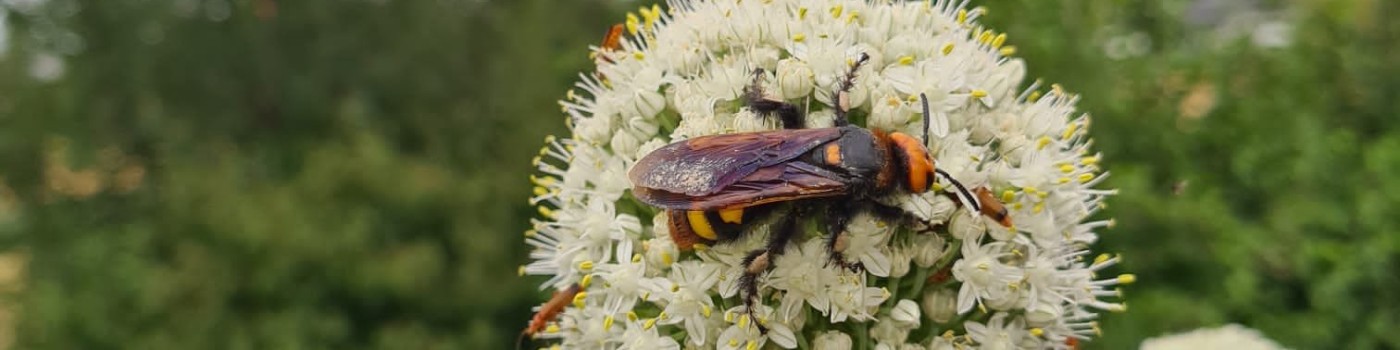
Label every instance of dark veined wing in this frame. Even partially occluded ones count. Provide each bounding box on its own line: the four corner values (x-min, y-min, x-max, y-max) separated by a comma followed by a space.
629, 128, 843, 197
632, 161, 850, 210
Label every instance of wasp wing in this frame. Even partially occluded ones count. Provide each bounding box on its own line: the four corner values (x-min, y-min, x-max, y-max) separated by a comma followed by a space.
629, 128, 843, 197
632, 161, 850, 210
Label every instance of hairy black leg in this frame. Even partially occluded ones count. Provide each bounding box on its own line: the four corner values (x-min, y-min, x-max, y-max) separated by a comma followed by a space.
831, 53, 872, 126
824, 202, 864, 273
744, 68, 805, 129
738, 208, 801, 334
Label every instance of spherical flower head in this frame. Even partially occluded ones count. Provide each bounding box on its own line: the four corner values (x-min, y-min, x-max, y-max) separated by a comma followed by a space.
523, 0, 1128, 348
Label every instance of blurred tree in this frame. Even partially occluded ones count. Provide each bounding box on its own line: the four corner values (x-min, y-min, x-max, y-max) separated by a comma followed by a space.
0, 0, 637, 348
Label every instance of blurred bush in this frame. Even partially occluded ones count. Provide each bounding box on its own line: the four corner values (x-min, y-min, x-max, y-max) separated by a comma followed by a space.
984, 0, 1400, 348
0, 0, 1395, 349
0, 0, 628, 348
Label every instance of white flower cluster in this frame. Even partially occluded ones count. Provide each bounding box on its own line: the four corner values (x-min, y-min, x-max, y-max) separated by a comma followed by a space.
523, 1, 1128, 349
1140, 324, 1285, 350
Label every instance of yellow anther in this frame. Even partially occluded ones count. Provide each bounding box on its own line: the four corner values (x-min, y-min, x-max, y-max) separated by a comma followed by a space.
578, 261, 595, 271
661, 252, 674, 265
546, 324, 561, 333
829, 5, 843, 18
1029, 91, 1043, 102
729, 339, 741, 347
627, 311, 639, 321
517, 266, 526, 276
1081, 156, 1099, 165
533, 186, 549, 196
632, 254, 643, 263
724, 311, 735, 322
1062, 123, 1079, 140
1001, 190, 1015, 203
657, 311, 668, 320
1094, 253, 1112, 265
738, 315, 750, 328
670, 283, 679, 292
797, 7, 808, 19
1060, 164, 1076, 173
1022, 186, 1038, 194
531, 155, 542, 166
580, 274, 594, 288
643, 318, 657, 329
898, 55, 915, 65
992, 33, 1007, 48
931, 182, 945, 192
1078, 173, 1095, 183
531, 175, 555, 186
1118, 274, 1137, 284
978, 31, 993, 45
1032, 202, 1044, 214
642, 5, 661, 28
1030, 328, 1045, 337
702, 305, 712, 318
970, 89, 988, 98
1036, 136, 1052, 150
956, 9, 968, 24
633, 52, 645, 60
524, 229, 537, 238
999, 46, 1017, 56
1012, 202, 1024, 210
747, 340, 759, 350
1057, 177, 1071, 184
942, 330, 956, 339
1108, 218, 1118, 228
693, 243, 709, 251
537, 206, 555, 218
603, 315, 615, 331
625, 13, 640, 35
942, 43, 955, 55
792, 33, 806, 42
572, 291, 588, 308
846, 12, 859, 23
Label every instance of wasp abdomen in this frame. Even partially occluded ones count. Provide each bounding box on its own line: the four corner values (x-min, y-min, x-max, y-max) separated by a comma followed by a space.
666, 206, 777, 251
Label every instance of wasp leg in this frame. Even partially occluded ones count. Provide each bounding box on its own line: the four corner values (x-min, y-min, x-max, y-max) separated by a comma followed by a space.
831, 52, 872, 126
824, 202, 864, 273
744, 68, 805, 129
738, 208, 801, 334
869, 201, 946, 235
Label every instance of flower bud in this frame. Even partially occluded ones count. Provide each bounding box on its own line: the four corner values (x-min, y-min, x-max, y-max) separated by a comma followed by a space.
922, 287, 958, 324
910, 233, 947, 268
776, 58, 815, 100
630, 89, 667, 119
949, 209, 987, 241
891, 299, 921, 328
575, 115, 614, 144
813, 331, 852, 350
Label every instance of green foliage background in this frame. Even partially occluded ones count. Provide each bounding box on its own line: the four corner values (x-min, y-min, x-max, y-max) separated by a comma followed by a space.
0, 0, 1394, 349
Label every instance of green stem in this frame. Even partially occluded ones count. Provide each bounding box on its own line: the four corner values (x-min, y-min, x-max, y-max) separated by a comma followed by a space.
906, 265, 929, 301
796, 329, 810, 350
851, 321, 870, 350
883, 275, 903, 311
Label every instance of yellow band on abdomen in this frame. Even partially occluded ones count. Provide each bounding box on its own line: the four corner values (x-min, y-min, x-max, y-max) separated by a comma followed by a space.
687, 210, 718, 240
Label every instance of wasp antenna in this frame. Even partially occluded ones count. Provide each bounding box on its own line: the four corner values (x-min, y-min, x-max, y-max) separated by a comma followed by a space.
935, 168, 981, 213
835, 52, 873, 125
920, 93, 932, 143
